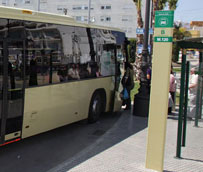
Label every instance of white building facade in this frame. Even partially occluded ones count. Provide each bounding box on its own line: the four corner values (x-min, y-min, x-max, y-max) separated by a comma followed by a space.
0, 0, 143, 38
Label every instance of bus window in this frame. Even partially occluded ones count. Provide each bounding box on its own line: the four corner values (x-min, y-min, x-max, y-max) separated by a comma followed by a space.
25, 22, 63, 86
100, 44, 116, 77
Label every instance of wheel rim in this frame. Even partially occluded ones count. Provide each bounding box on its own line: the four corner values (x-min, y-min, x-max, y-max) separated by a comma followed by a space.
92, 95, 102, 117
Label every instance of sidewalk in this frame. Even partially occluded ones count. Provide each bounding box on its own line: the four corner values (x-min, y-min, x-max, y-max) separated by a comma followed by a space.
48, 111, 203, 172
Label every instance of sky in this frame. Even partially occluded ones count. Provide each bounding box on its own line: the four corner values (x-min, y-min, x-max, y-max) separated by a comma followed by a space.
174, 0, 203, 23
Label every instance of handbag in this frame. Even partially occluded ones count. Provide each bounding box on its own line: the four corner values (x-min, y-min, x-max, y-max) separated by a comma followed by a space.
123, 88, 129, 100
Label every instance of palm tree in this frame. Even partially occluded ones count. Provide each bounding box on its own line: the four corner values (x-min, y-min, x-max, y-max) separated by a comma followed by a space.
133, 0, 144, 44
168, 0, 178, 10
158, 0, 168, 9
152, 0, 159, 26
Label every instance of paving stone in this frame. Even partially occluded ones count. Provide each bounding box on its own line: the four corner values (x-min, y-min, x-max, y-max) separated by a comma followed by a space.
47, 111, 203, 172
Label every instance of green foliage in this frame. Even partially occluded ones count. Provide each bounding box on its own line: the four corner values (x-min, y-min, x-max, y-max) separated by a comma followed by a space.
172, 22, 192, 62
176, 91, 180, 105
130, 81, 140, 101
173, 67, 181, 73
158, 0, 168, 10
173, 29, 184, 40
154, 0, 178, 11
133, 0, 142, 10
168, 0, 178, 10
172, 42, 180, 62
183, 31, 192, 38
128, 39, 137, 63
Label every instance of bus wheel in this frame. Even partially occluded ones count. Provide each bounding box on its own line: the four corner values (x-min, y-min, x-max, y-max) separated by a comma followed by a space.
88, 92, 102, 123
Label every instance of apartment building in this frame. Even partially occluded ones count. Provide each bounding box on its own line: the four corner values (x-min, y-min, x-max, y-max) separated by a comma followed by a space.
0, 0, 141, 38
190, 21, 203, 37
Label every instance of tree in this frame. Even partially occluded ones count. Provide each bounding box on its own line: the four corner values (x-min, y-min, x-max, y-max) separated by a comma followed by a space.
128, 39, 137, 63
133, 0, 144, 44
168, 0, 178, 10
172, 22, 192, 62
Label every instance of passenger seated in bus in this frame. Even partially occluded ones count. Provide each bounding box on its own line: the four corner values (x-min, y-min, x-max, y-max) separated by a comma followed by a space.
29, 57, 38, 86
68, 63, 80, 80
95, 65, 102, 77
79, 63, 90, 79
76, 63, 80, 77
57, 65, 67, 82
87, 63, 92, 77
89, 62, 101, 78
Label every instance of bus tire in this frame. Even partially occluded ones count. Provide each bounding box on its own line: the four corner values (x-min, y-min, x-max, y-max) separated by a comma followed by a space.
88, 92, 103, 123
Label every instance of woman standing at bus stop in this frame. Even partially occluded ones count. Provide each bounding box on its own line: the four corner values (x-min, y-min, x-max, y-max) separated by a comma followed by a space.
122, 62, 134, 110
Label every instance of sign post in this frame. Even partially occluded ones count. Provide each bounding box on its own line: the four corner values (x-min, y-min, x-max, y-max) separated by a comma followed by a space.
146, 11, 174, 172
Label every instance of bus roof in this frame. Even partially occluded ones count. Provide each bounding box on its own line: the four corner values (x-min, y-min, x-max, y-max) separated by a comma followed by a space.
0, 6, 124, 33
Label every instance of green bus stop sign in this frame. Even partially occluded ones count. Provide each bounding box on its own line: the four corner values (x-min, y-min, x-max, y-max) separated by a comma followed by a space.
155, 11, 174, 28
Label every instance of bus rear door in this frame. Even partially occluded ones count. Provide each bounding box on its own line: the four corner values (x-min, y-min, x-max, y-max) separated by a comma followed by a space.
0, 39, 25, 145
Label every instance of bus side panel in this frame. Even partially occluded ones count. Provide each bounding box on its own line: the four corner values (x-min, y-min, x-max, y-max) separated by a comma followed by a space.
22, 77, 112, 139
113, 91, 123, 112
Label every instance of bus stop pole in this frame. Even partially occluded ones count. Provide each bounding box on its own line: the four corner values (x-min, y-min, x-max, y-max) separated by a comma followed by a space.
176, 51, 186, 158
195, 52, 202, 127
182, 61, 190, 147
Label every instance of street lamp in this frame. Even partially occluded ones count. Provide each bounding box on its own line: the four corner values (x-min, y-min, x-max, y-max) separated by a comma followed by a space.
133, 0, 151, 117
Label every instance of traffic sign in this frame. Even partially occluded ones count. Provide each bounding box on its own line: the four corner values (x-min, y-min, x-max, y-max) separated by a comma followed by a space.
136, 28, 144, 34
136, 28, 154, 34
154, 37, 173, 42
155, 11, 174, 28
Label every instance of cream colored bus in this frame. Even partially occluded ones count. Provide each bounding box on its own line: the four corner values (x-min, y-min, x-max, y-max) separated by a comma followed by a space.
0, 6, 126, 146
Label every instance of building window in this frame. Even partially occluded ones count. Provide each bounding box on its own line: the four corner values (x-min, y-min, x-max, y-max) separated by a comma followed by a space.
75, 16, 88, 22
106, 17, 111, 21
40, 0, 47, 3
57, 7, 63, 11
72, 5, 93, 10
15, 0, 23, 4
2, 0, 8, 5
101, 5, 111, 10
24, 0, 31, 4
100, 16, 111, 22
73, 6, 82, 10
75, 16, 82, 21
122, 16, 133, 22
57, 5, 67, 14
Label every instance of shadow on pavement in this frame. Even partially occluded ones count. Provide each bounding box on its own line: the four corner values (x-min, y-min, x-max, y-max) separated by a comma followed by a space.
182, 157, 203, 163
0, 110, 148, 172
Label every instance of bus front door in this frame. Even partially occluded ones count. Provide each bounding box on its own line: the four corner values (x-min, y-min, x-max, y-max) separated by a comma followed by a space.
0, 39, 25, 144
